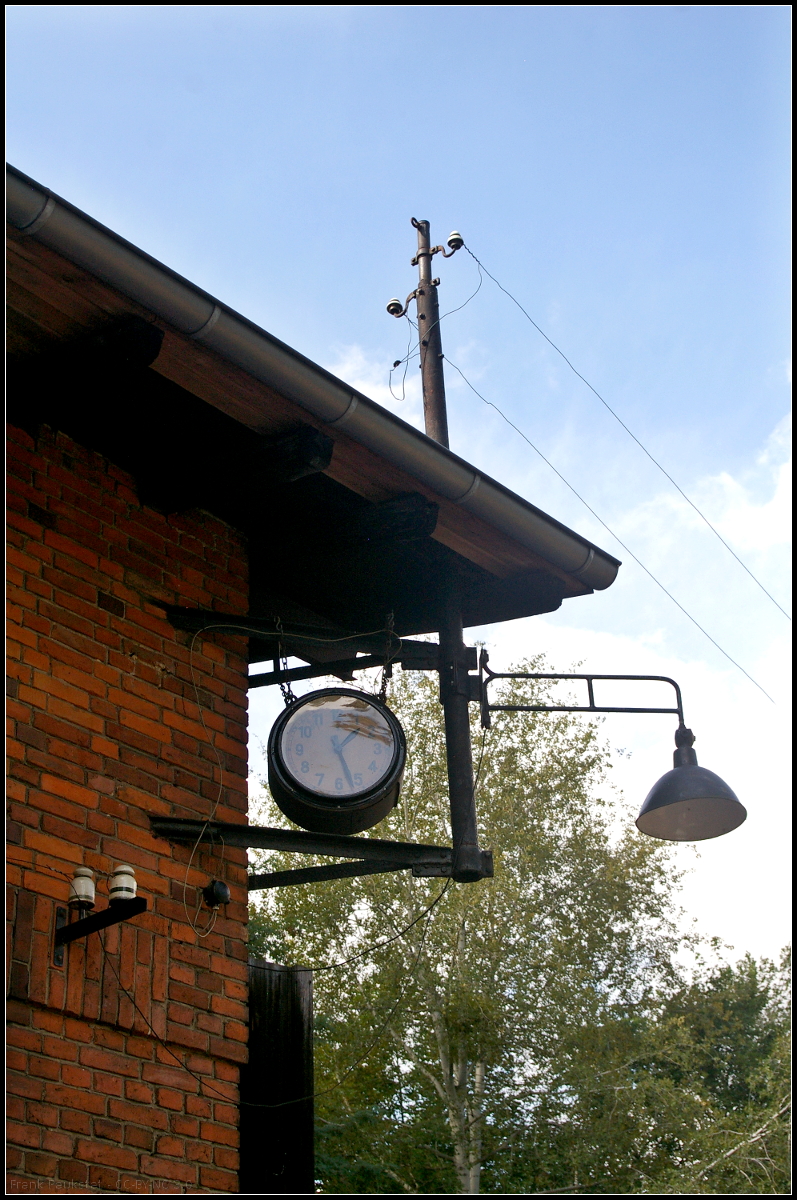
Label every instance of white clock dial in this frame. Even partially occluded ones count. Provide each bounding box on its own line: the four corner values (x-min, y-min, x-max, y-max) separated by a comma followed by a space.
280, 693, 394, 798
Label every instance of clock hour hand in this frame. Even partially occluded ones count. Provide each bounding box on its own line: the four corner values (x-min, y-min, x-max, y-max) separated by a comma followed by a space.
330, 735, 355, 790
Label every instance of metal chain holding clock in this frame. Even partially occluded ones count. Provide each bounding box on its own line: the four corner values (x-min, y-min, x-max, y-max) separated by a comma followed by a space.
377, 612, 395, 704
274, 616, 297, 707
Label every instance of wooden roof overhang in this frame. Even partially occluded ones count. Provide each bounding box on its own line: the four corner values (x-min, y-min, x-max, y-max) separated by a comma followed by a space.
6, 165, 620, 668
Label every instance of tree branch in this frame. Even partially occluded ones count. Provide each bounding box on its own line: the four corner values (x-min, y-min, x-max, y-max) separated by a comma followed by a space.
692, 1097, 791, 1182
387, 1026, 449, 1105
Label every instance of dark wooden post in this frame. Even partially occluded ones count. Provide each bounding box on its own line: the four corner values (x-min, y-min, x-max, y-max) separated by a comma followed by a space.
239, 959, 314, 1194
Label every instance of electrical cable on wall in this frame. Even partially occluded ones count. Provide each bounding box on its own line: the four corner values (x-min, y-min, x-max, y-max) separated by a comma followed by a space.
98, 878, 450, 1109
181, 628, 230, 938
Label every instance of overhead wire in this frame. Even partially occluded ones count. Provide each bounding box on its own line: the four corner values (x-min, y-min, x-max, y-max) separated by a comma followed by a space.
444, 354, 775, 705
386, 257, 782, 696
389, 315, 415, 402
462, 245, 790, 622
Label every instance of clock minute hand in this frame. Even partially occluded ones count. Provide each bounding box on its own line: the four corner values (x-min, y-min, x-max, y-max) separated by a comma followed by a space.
330, 735, 355, 790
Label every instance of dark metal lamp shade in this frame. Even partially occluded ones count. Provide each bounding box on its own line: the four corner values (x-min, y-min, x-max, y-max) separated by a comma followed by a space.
636, 726, 747, 842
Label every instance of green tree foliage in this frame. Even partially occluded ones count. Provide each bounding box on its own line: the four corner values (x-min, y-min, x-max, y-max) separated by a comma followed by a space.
248, 663, 790, 1194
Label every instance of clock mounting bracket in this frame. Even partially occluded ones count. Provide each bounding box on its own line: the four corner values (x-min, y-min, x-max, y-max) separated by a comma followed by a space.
162, 607, 490, 885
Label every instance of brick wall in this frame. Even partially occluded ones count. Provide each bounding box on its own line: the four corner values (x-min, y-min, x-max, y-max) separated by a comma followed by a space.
6, 420, 250, 1194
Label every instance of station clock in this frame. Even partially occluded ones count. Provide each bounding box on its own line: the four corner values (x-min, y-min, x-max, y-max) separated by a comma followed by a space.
268, 689, 407, 834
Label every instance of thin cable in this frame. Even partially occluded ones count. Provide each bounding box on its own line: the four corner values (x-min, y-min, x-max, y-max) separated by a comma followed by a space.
473, 728, 489, 797
259, 878, 449, 1108
7, 857, 74, 882
464, 245, 790, 622
389, 316, 415, 402
180, 627, 229, 938
98, 929, 235, 1105
98, 879, 449, 1109
437, 264, 484, 326
299, 877, 450, 973
445, 356, 775, 705
388, 264, 484, 397
200, 620, 403, 655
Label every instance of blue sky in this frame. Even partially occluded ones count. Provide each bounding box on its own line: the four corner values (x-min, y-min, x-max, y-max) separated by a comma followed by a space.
7, 5, 791, 960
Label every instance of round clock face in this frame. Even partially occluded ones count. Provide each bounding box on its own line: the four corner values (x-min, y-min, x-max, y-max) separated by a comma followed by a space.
268, 689, 406, 834
281, 693, 395, 798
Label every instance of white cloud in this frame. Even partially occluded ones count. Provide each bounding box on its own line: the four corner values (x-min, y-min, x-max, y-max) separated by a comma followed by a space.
324, 343, 425, 430
695, 412, 792, 552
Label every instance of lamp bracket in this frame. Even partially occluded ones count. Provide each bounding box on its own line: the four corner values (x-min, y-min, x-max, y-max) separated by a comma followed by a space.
478, 650, 685, 729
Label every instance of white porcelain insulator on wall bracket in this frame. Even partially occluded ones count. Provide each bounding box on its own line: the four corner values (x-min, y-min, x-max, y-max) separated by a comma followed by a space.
68, 867, 96, 909
109, 864, 137, 904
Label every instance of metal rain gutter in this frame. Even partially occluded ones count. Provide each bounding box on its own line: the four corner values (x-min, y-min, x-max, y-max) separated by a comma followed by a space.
7, 164, 620, 592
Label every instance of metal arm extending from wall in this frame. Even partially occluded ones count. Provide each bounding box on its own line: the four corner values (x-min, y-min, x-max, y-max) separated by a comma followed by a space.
478, 649, 686, 729
53, 899, 148, 967
149, 819, 493, 892
164, 602, 701, 885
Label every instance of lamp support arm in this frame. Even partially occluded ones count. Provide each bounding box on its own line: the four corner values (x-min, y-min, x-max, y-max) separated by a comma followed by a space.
478, 651, 686, 729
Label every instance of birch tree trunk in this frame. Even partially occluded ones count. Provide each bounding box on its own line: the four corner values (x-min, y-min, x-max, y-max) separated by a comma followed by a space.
407, 918, 487, 1194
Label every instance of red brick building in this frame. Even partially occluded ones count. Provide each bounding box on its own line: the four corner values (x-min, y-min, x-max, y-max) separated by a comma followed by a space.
6, 306, 250, 1190
7, 413, 249, 1190
6, 165, 619, 1193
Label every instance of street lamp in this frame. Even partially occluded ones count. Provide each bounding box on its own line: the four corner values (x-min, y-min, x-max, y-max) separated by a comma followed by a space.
478, 655, 746, 844
635, 723, 746, 841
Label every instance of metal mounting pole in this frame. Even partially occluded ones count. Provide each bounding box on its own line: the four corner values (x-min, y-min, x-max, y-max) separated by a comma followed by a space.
439, 594, 483, 881
409, 218, 484, 881
412, 218, 450, 447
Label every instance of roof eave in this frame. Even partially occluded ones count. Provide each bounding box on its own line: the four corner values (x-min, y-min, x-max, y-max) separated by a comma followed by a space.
6, 163, 620, 593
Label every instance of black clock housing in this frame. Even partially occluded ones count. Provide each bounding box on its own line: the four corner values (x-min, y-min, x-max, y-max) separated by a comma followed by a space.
267, 688, 407, 835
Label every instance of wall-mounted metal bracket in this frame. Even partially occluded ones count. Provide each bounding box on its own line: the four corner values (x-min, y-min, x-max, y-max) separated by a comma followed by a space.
478, 649, 685, 729
159, 611, 488, 884
53, 898, 148, 962
149, 818, 493, 890
249, 639, 450, 688
53, 907, 68, 967
163, 607, 480, 687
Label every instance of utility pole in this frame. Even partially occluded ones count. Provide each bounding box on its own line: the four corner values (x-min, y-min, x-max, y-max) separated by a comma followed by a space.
387, 220, 486, 882
411, 218, 450, 447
